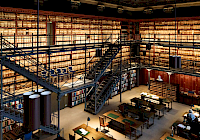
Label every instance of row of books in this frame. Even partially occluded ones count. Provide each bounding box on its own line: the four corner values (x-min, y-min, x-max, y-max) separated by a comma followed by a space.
72, 98, 85, 106
2, 118, 15, 133
2, 125, 12, 133
72, 94, 85, 102
72, 88, 88, 97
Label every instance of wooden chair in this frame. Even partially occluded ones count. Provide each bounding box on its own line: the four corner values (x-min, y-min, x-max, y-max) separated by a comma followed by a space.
99, 116, 109, 131
124, 121, 133, 139
191, 133, 198, 140
69, 133, 75, 140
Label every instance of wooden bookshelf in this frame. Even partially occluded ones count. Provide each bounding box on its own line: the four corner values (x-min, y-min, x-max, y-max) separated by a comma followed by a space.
150, 80, 178, 101
68, 88, 89, 107
0, 7, 137, 103
140, 20, 200, 43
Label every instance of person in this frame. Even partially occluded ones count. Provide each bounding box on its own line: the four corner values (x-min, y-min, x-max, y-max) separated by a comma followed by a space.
187, 109, 195, 121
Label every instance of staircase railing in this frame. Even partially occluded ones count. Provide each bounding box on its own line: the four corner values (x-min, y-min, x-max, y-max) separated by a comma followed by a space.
94, 46, 120, 81
96, 76, 120, 113
86, 83, 100, 102
95, 70, 119, 102
1, 38, 59, 88
3, 55, 59, 90
86, 86, 94, 97
1, 38, 47, 71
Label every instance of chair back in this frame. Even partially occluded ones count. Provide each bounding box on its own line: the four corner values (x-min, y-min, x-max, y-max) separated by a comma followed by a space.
24, 132, 32, 140
69, 66, 73, 71
62, 68, 67, 73
99, 116, 104, 126
124, 121, 131, 132
191, 133, 198, 140
69, 134, 75, 140
50, 69, 55, 74
57, 68, 62, 74
119, 105, 124, 113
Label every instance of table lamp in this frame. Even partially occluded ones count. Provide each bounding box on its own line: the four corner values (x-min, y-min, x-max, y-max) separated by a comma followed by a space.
191, 104, 194, 109
170, 126, 174, 137
87, 117, 90, 127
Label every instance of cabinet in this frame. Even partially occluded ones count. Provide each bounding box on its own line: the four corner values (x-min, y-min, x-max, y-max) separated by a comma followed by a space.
150, 80, 178, 101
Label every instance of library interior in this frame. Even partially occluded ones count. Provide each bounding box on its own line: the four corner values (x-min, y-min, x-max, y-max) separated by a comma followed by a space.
1, 0, 200, 140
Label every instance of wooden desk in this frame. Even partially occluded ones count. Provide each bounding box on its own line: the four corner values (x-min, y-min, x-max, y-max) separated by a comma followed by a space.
182, 112, 200, 122
131, 98, 165, 119
192, 105, 200, 111
179, 93, 200, 105
141, 93, 173, 111
160, 132, 187, 140
73, 124, 116, 140
118, 103, 155, 128
103, 110, 144, 139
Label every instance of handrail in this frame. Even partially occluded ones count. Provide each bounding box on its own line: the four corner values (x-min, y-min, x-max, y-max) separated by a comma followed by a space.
95, 66, 120, 102
94, 45, 120, 81
96, 75, 120, 111
86, 86, 94, 97
104, 34, 112, 43
86, 55, 95, 66
4, 55, 58, 88
1, 38, 47, 71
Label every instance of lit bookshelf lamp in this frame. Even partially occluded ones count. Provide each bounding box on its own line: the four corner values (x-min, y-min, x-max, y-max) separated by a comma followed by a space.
87, 117, 90, 127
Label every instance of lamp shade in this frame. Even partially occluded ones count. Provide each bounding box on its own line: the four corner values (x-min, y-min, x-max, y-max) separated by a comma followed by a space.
87, 117, 90, 121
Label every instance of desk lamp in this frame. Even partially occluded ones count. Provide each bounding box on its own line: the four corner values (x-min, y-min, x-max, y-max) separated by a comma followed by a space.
191, 104, 194, 109
87, 117, 90, 127
170, 126, 174, 137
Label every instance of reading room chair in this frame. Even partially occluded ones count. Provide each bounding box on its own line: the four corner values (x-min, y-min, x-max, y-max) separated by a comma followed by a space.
69, 133, 75, 140
99, 116, 109, 131
124, 121, 133, 139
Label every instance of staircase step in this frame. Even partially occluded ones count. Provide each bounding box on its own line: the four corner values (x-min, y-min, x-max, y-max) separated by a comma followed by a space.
84, 108, 95, 114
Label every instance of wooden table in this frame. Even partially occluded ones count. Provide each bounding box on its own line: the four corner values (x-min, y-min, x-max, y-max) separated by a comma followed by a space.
141, 93, 173, 111
103, 110, 144, 139
131, 98, 165, 119
73, 124, 116, 140
179, 93, 200, 105
118, 103, 155, 128
182, 112, 200, 122
192, 105, 200, 111
160, 132, 187, 140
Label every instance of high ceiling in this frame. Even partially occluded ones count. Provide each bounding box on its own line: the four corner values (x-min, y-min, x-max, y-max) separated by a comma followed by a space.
0, 0, 200, 19
98, 0, 197, 7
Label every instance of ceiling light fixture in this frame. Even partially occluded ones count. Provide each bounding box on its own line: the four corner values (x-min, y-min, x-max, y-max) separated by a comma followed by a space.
143, 7, 153, 14
97, 3, 105, 12
117, 6, 124, 14
71, 0, 81, 10
163, 5, 174, 13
